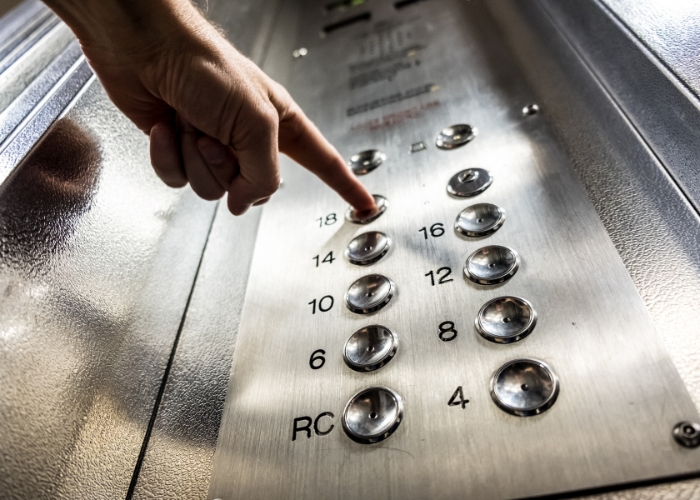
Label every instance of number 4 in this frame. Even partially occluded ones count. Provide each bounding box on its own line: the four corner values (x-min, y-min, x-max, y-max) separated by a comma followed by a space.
448, 386, 469, 409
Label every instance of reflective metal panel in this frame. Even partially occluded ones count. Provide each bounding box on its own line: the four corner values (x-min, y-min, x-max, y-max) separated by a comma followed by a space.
209, 1, 700, 499
0, 81, 215, 498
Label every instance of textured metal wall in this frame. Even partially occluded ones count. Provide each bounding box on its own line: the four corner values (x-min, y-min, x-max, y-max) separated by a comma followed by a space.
0, 81, 216, 499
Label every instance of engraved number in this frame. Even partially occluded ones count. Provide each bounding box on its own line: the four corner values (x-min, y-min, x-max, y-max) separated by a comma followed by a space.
419, 223, 445, 239
425, 267, 453, 286
313, 251, 336, 267
448, 386, 469, 409
309, 295, 334, 314
438, 321, 457, 341
309, 349, 326, 370
317, 213, 337, 227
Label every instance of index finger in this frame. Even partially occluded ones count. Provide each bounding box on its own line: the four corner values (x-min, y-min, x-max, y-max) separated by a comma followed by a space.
278, 104, 376, 212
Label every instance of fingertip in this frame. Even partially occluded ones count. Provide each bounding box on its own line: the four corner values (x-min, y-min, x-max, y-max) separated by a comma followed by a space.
198, 136, 228, 166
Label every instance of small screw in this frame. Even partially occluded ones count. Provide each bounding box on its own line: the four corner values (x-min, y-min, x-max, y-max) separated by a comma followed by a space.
673, 421, 700, 448
293, 47, 308, 59
522, 103, 539, 116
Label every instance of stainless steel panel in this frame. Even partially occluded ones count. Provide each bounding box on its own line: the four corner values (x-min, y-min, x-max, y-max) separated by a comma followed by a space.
0, 40, 82, 144
208, 1, 700, 499
130, 1, 279, 497
537, 0, 700, 245
487, 2, 700, 498
600, 0, 700, 99
0, 57, 93, 185
0, 80, 216, 499
0, 21, 74, 112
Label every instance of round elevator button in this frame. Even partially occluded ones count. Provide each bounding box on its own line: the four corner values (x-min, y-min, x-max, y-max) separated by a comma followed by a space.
346, 194, 388, 224
342, 387, 404, 444
348, 150, 386, 175
476, 296, 537, 344
455, 203, 505, 237
345, 231, 392, 266
490, 359, 559, 416
447, 168, 493, 198
436, 124, 476, 150
345, 274, 395, 314
344, 325, 398, 372
464, 245, 520, 285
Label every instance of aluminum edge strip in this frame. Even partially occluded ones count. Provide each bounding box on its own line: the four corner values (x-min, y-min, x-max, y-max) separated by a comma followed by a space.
0, 57, 94, 186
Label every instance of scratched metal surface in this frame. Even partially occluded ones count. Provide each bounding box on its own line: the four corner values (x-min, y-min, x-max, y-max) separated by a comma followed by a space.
207, 1, 700, 499
0, 80, 216, 498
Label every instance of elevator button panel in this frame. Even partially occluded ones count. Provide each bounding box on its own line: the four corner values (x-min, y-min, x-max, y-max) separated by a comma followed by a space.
464, 245, 520, 285
343, 325, 398, 372
446, 168, 493, 198
435, 123, 476, 150
342, 387, 404, 444
345, 194, 388, 224
345, 274, 395, 314
490, 359, 559, 416
455, 203, 506, 237
209, 1, 700, 498
348, 149, 386, 175
345, 231, 392, 265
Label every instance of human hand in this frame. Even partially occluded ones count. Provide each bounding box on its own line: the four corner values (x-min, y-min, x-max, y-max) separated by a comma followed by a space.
44, 0, 376, 215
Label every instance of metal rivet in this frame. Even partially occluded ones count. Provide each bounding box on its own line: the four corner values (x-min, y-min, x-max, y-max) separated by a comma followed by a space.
522, 103, 539, 116
673, 421, 700, 448
491, 359, 559, 416
292, 47, 308, 58
342, 386, 404, 444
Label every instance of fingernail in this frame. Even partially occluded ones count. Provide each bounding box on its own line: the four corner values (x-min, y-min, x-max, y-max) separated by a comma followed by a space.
199, 138, 227, 166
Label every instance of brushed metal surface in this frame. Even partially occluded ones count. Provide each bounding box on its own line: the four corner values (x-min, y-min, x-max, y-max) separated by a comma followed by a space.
539, 0, 700, 228
129, 1, 280, 497
0, 40, 82, 144
209, 1, 700, 499
0, 21, 74, 112
0, 57, 93, 185
487, 1, 700, 498
0, 80, 216, 499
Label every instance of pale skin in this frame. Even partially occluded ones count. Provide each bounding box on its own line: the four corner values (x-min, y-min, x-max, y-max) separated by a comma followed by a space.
42, 0, 376, 215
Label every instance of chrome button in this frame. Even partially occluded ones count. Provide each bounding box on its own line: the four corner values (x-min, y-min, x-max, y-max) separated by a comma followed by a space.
490, 359, 559, 416
436, 124, 476, 150
348, 150, 386, 175
346, 194, 388, 224
343, 325, 398, 372
465, 245, 520, 285
345, 274, 395, 314
345, 231, 392, 266
447, 168, 493, 198
455, 203, 505, 237
476, 296, 537, 344
342, 387, 404, 444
